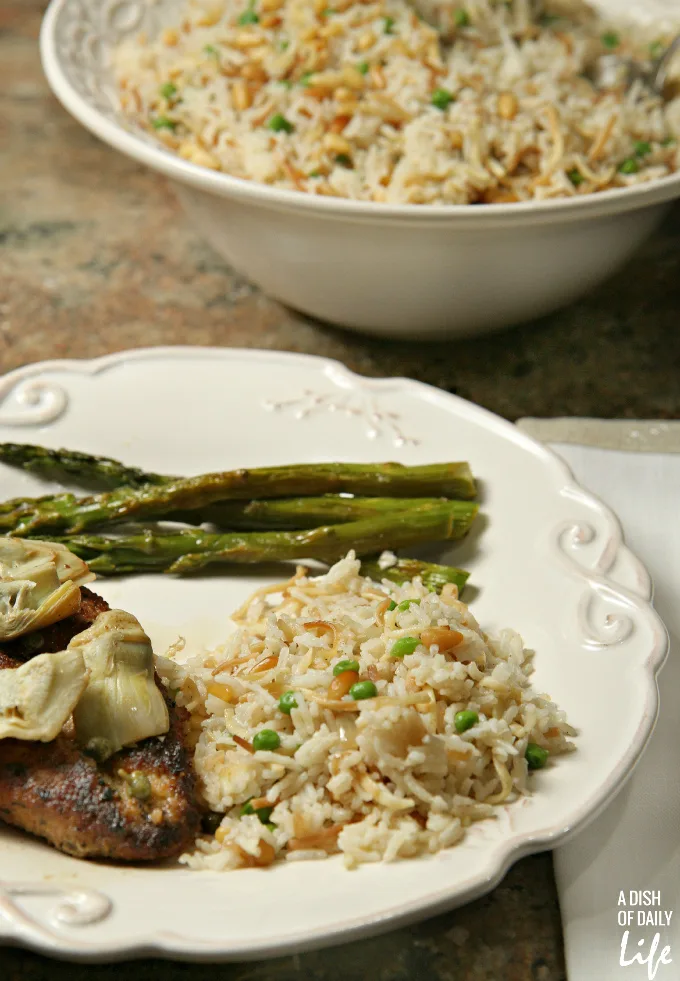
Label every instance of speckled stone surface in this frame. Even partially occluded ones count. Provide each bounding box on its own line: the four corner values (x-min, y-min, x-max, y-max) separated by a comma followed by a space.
1, 2, 679, 978
3, 2, 680, 420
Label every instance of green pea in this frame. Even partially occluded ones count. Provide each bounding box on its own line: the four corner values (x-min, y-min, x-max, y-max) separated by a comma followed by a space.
601, 31, 620, 49
159, 82, 177, 100
128, 771, 152, 800
525, 743, 549, 770
357, 61, 369, 74
333, 659, 360, 676
252, 729, 281, 751
240, 799, 274, 823
634, 140, 651, 157
618, 158, 639, 175
431, 88, 454, 111
278, 690, 298, 714
454, 8, 469, 27
238, 1, 259, 24
335, 153, 353, 167
383, 15, 395, 33
390, 636, 420, 658
268, 113, 294, 133
151, 116, 176, 130
567, 168, 584, 186
454, 710, 479, 733
397, 598, 421, 612
349, 680, 378, 700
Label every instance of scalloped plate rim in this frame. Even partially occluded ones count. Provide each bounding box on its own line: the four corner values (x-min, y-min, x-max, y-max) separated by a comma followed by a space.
0, 346, 669, 962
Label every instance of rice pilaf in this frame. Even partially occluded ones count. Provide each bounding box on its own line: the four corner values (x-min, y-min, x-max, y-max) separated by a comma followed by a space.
160, 553, 575, 870
113, 0, 680, 204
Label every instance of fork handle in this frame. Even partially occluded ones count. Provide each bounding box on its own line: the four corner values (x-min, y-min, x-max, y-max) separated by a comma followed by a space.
652, 33, 680, 93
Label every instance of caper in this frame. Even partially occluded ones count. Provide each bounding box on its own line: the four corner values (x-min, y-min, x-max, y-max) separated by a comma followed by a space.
128, 771, 152, 800
84, 737, 115, 763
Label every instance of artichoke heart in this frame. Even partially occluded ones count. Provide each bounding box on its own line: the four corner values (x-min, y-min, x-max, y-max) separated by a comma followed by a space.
0, 538, 95, 641
70, 610, 170, 758
41, 539, 95, 588
0, 537, 94, 588
0, 648, 89, 742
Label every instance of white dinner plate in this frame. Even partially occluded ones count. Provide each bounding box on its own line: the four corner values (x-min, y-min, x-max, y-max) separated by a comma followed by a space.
0, 347, 667, 962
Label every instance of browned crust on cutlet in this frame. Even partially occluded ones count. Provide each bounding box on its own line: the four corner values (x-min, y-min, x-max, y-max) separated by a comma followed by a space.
0, 701, 199, 861
0, 587, 201, 861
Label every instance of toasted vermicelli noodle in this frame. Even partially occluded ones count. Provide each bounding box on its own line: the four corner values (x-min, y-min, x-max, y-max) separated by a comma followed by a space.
159, 553, 575, 869
113, 0, 680, 204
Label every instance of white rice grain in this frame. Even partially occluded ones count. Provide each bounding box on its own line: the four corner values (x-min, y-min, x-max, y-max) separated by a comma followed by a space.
161, 551, 575, 869
114, 0, 680, 205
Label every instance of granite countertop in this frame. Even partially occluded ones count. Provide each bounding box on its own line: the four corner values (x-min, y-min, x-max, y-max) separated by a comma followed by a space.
1, 2, 679, 979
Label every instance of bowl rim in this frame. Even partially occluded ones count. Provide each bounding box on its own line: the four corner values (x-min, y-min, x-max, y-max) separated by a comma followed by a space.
41, 0, 680, 224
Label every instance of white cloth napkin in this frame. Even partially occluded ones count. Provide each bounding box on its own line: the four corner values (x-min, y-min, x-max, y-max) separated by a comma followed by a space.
540, 440, 680, 980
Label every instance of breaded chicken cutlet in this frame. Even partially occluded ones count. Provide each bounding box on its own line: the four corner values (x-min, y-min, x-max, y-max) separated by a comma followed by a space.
0, 588, 200, 861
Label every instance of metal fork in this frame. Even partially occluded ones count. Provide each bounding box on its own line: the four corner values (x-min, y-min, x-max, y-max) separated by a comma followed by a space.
588, 33, 680, 95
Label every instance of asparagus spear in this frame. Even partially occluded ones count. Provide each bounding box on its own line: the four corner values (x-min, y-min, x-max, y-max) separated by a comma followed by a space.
360, 557, 468, 593
11, 462, 476, 536
0, 443, 168, 489
0, 444, 476, 504
0, 492, 74, 525
52, 502, 467, 575
0, 445, 478, 532
205, 496, 478, 533
1, 493, 477, 538
54, 534, 467, 592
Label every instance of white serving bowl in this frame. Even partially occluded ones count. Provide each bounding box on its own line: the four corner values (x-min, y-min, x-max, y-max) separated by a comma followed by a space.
41, 0, 680, 340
